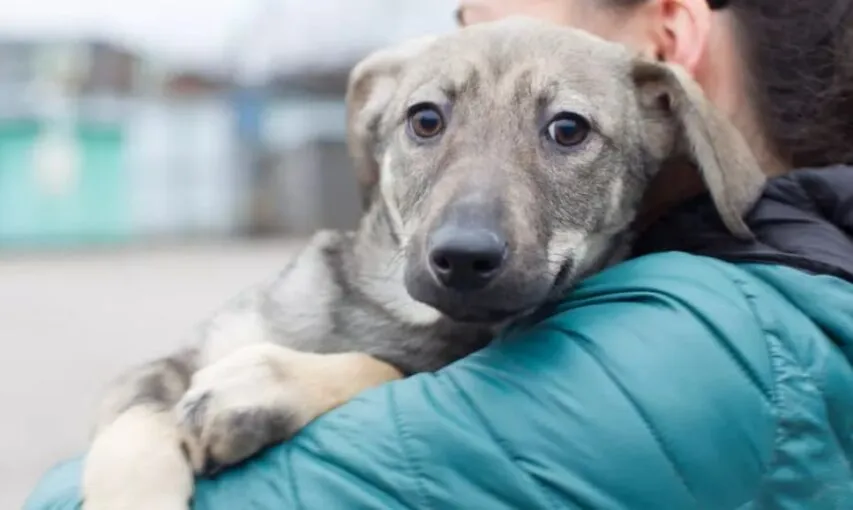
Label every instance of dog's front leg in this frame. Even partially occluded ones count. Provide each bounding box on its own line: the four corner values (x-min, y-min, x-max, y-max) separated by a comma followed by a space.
83, 354, 197, 510
84, 406, 193, 510
176, 343, 403, 474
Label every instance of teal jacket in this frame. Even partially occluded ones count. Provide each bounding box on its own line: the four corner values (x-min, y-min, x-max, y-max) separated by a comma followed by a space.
26, 167, 853, 509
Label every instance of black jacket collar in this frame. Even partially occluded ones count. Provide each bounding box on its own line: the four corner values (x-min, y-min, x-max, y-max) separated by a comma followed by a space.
633, 166, 853, 283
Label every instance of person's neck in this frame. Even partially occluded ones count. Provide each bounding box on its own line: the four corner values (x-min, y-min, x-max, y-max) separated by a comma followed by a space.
634, 145, 788, 235
634, 161, 705, 235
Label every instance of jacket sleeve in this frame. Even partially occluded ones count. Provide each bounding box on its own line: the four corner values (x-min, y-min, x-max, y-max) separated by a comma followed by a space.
25, 253, 780, 510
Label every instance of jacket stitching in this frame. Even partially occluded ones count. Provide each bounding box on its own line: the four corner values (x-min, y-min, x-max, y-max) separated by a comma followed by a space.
724, 269, 786, 499
284, 446, 305, 509
389, 389, 433, 510
443, 370, 565, 510
673, 282, 776, 402
731, 264, 853, 503
571, 338, 703, 509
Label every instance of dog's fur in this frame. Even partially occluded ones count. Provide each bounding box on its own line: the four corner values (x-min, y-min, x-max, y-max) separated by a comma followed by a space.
81, 18, 765, 510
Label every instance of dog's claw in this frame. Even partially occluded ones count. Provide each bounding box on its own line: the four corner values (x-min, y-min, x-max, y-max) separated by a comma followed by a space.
174, 346, 308, 475
202, 456, 223, 477
174, 344, 398, 476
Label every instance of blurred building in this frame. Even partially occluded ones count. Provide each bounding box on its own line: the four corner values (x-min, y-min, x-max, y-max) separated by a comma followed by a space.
0, 37, 242, 248
0, 0, 457, 250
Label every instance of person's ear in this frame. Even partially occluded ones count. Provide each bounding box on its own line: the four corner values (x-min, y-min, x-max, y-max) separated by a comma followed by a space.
651, 0, 712, 73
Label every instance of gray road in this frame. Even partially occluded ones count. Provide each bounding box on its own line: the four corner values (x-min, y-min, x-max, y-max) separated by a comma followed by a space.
0, 240, 303, 509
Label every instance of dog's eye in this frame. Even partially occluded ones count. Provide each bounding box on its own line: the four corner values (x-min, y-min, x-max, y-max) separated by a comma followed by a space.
407, 104, 445, 140
546, 113, 590, 148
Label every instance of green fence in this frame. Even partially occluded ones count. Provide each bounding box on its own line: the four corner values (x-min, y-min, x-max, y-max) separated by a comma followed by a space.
0, 119, 128, 248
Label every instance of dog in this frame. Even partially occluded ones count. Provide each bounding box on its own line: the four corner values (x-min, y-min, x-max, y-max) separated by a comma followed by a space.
81, 17, 765, 510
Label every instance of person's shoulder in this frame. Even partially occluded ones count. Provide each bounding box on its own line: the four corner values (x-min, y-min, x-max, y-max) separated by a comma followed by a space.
429, 252, 782, 508
526, 251, 764, 337
508, 252, 776, 388
496, 250, 771, 363
577, 251, 754, 302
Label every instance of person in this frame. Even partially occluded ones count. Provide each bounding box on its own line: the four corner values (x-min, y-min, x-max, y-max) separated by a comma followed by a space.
26, 0, 853, 508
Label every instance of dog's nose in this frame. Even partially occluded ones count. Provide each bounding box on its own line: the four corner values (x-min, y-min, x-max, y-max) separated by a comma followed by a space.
428, 227, 507, 291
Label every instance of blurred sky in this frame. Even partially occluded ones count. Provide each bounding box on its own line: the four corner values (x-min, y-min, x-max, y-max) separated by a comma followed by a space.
0, 0, 458, 75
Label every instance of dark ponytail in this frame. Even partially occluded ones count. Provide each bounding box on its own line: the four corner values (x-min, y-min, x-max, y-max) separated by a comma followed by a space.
730, 0, 853, 167
613, 0, 853, 168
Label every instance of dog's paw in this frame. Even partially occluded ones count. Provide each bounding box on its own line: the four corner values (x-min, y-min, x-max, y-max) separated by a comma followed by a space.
176, 344, 308, 475
175, 343, 403, 476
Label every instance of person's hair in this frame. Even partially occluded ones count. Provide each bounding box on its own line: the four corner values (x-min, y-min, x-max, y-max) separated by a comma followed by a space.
610, 0, 853, 169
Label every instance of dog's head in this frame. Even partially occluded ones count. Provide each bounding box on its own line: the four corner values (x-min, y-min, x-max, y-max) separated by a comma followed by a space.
347, 18, 765, 324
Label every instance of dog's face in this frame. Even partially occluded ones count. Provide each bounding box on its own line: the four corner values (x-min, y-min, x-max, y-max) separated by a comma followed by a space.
347, 18, 765, 323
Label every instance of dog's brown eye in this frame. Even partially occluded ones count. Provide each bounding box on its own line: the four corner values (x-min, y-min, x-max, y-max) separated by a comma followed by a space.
546, 114, 590, 148
408, 104, 445, 140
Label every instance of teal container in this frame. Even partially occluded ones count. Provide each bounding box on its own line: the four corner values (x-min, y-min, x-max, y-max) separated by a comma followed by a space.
0, 119, 129, 248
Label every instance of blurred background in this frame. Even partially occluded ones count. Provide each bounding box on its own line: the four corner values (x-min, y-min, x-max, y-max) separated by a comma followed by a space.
0, 0, 457, 507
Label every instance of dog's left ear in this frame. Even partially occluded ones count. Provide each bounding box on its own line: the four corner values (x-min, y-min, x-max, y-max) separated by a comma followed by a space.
346, 36, 437, 210
631, 60, 767, 239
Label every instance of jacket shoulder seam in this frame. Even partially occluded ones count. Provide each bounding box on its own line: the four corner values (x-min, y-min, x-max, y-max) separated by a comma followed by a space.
390, 389, 434, 510
724, 268, 787, 489
441, 371, 563, 510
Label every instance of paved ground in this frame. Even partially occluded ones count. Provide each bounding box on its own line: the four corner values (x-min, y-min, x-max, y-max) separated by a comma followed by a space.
0, 239, 304, 509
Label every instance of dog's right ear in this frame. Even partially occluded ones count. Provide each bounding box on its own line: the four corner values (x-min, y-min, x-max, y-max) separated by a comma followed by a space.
346, 36, 437, 210
631, 60, 767, 239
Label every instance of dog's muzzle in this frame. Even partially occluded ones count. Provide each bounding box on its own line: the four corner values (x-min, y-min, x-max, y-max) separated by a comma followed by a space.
404, 198, 551, 324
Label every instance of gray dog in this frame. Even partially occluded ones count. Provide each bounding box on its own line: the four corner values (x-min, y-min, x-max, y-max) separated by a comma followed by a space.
82, 18, 765, 510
